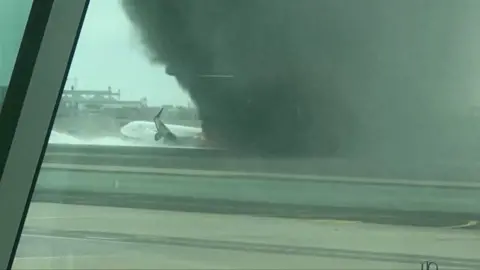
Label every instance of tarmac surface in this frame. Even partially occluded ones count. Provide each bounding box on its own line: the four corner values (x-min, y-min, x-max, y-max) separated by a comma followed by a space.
12, 202, 480, 269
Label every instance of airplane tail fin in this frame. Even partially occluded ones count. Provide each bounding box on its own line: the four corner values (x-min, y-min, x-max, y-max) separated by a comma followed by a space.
153, 107, 177, 142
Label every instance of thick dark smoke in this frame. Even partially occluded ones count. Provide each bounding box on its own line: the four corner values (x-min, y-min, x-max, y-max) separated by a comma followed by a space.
121, 0, 480, 159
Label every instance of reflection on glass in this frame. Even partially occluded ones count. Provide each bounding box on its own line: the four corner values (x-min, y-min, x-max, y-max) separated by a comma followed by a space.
0, 0, 32, 111
13, 0, 480, 269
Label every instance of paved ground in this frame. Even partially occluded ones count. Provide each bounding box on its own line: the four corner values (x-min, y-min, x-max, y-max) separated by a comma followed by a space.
32, 189, 480, 229
33, 165, 480, 224
11, 202, 480, 269
42, 144, 480, 183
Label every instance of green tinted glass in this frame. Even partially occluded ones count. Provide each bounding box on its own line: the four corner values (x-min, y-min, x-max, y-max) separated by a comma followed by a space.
0, 0, 32, 104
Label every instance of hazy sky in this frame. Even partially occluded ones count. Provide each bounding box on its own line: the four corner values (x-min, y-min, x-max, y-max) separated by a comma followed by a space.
67, 0, 191, 106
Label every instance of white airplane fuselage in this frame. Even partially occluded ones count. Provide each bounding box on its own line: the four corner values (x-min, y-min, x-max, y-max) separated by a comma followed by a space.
120, 120, 203, 146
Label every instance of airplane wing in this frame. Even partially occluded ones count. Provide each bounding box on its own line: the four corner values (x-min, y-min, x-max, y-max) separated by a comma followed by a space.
153, 108, 177, 142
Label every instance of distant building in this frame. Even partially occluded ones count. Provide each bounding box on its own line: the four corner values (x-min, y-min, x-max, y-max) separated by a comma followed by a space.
55, 88, 201, 127
57, 88, 147, 115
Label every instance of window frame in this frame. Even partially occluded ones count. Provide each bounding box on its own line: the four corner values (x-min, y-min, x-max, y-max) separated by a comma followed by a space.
0, 1, 88, 269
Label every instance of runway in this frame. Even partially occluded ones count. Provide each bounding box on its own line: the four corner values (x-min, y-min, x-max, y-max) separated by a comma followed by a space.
12, 203, 480, 269
44, 143, 480, 182
32, 189, 480, 229
17, 141, 480, 268
33, 162, 480, 226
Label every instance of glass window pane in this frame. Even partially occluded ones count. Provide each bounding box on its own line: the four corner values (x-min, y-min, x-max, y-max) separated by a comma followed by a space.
0, 0, 32, 110
12, 1, 480, 269
0, 1, 87, 269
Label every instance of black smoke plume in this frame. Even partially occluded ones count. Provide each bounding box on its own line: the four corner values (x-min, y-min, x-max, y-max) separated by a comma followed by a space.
121, 0, 480, 159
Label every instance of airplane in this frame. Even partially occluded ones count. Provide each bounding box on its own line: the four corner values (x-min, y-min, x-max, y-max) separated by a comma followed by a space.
120, 108, 206, 147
